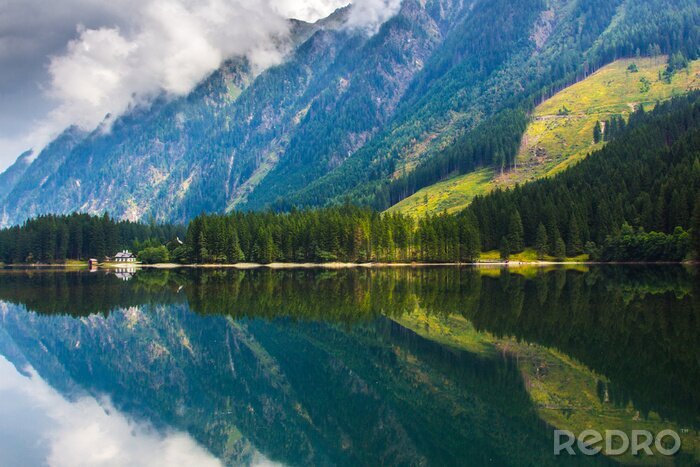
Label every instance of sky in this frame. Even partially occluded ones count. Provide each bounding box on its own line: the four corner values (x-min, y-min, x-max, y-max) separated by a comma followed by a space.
0, 0, 401, 171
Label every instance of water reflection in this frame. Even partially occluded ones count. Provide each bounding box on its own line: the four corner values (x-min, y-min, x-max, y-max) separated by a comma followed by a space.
0, 357, 224, 467
0, 266, 697, 465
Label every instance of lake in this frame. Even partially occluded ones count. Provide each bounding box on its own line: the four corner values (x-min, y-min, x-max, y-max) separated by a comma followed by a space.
0, 266, 698, 466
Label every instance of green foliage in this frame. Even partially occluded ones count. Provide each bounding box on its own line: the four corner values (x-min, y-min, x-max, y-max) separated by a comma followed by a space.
553, 237, 567, 261
507, 211, 524, 254
183, 205, 481, 264
535, 224, 548, 260
603, 114, 629, 142
639, 76, 652, 93
373, 110, 528, 210
693, 194, 700, 258
0, 213, 184, 263
499, 237, 510, 261
593, 121, 603, 144
664, 51, 690, 82
599, 224, 690, 262
138, 245, 171, 264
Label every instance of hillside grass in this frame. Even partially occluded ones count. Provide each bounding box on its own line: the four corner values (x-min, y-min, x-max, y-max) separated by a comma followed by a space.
388, 168, 494, 217
390, 57, 700, 218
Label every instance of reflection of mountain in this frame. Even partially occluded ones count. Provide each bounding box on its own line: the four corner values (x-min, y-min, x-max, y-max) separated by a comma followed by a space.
0, 301, 596, 465
0, 267, 696, 464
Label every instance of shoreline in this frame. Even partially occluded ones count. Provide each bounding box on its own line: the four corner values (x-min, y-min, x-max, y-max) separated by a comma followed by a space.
2, 260, 696, 270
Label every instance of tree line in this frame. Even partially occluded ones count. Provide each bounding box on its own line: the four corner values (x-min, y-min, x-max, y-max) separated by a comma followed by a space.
0, 213, 185, 264
178, 206, 481, 264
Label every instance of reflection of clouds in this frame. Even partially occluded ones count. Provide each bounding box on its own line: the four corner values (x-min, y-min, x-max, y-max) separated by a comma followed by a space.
0, 356, 222, 467
250, 454, 286, 467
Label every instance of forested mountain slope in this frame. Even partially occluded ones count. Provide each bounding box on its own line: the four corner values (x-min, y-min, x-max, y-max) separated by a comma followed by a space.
389, 56, 700, 217
463, 92, 700, 259
0, 0, 698, 225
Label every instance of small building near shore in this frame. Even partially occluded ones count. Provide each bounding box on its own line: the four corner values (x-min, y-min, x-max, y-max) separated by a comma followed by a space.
88, 258, 99, 269
113, 250, 137, 263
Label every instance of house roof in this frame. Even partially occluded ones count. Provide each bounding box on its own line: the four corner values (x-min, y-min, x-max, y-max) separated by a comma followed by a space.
115, 251, 135, 258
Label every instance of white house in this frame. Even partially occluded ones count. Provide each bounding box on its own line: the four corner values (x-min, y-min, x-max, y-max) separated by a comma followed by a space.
113, 250, 136, 263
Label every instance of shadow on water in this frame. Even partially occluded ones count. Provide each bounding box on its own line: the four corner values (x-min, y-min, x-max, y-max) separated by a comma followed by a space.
0, 266, 697, 465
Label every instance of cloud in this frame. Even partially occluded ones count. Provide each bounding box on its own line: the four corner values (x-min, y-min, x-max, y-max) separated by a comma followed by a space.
346, 0, 403, 33
0, 0, 404, 170
273, 0, 348, 22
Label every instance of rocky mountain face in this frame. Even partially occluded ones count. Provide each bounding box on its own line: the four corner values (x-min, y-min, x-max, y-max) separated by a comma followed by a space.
0, 150, 32, 203
0, 0, 697, 225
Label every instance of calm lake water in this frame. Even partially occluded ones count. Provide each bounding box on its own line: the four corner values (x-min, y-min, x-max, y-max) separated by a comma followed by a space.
0, 266, 698, 466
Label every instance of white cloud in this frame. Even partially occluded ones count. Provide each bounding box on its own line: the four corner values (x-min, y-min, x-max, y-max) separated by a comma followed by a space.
273, 0, 348, 22
346, 0, 402, 33
0, 0, 404, 170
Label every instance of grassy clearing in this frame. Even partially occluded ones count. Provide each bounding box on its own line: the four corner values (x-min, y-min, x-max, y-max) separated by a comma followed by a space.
516, 56, 700, 181
391, 57, 700, 217
387, 168, 494, 217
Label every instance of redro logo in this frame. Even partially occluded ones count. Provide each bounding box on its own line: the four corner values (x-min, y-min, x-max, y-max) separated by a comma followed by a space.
554, 430, 681, 457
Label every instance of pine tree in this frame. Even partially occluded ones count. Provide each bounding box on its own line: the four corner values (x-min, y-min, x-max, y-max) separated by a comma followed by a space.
692, 194, 700, 258
198, 230, 209, 263
507, 210, 524, 253
567, 216, 583, 256
593, 121, 602, 144
535, 223, 548, 260
554, 235, 567, 261
230, 230, 245, 262
500, 236, 511, 261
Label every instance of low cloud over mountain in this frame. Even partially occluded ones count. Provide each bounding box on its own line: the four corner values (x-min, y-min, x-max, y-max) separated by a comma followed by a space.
0, 0, 401, 170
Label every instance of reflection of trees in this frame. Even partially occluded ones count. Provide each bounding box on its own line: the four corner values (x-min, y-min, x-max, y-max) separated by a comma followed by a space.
0, 270, 185, 316
1, 266, 697, 428
462, 267, 700, 428
1, 274, 600, 466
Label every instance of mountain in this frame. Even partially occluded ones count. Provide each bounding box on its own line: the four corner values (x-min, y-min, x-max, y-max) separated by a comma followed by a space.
1, 128, 85, 226
0, 0, 698, 226
0, 150, 32, 204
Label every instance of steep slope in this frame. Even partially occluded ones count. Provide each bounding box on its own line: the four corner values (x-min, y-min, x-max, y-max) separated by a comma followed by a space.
390, 57, 700, 216
0, 150, 32, 203
241, 0, 482, 210
346, 0, 700, 209
0, 2, 470, 225
464, 92, 700, 253
1, 128, 85, 226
